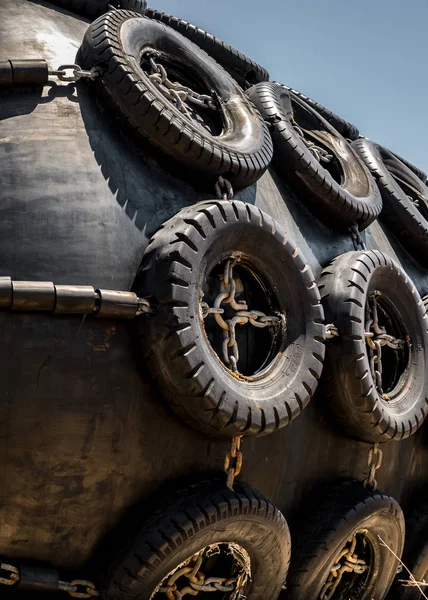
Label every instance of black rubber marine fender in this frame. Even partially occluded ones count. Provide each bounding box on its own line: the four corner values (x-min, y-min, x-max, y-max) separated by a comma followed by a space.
145, 8, 270, 87
353, 138, 428, 264
248, 82, 382, 232
276, 83, 360, 140
133, 200, 325, 439
80, 11, 273, 189
286, 480, 405, 600
393, 501, 428, 599
47, 0, 146, 18
319, 249, 428, 443
104, 479, 291, 600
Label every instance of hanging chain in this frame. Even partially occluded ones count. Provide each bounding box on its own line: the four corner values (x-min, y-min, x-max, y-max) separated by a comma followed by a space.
215, 176, 234, 201
224, 436, 243, 490
157, 545, 248, 599
365, 294, 406, 399
293, 124, 333, 163
349, 222, 367, 251
363, 443, 383, 491
201, 257, 282, 372
319, 533, 368, 600
0, 560, 99, 598
325, 323, 339, 339
145, 50, 216, 117
49, 64, 102, 83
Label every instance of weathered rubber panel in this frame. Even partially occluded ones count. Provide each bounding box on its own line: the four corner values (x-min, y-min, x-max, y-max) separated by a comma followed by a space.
0, 0, 427, 574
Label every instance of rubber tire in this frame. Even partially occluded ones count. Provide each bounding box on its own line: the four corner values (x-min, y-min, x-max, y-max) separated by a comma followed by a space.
394, 503, 428, 599
145, 9, 270, 87
104, 479, 291, 600
286, 480, 405, 600
47, 0, 146, 18
80, 11, 272, 189
353, 138, 428, 264
276, 82, 360, 140
133, 200, 325, 439
319, 249, 428, 443
389, 150, 427, 183
248, 82, 382, 232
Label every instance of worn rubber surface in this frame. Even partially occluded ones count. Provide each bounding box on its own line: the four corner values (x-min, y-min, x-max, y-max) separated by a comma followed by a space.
286, 480, 405, 600
319, 250, 428, 443
47, 0, 146, 18
389, 149, 427, 183
276, 83, 360, 140
248, 82, 382, 232
80, 11, 272, 189
145, 8, 270, 86
105, 479, 291, 600
133, 200, 325, 439
354, 138, 428, 264
393, 502, 428, 599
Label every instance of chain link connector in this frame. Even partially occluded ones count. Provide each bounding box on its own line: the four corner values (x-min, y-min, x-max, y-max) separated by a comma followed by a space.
49, 64, 101, 82
363, 442, 383, 491
0, 562, 19, 586
215, 176, 234, 201
224, 436, 243, 490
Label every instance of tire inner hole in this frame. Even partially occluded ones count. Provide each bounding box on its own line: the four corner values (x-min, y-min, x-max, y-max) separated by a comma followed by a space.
202, 258, 283, 377
292, 99, 344, 185
325, 532, 373, 600
368, 293, 409, 396
140, 50, 224, 136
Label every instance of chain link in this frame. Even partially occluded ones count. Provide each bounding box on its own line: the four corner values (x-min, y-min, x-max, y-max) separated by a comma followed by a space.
363, 443, 383, 491
320, 533, 368, 600
293, 124, 333, 163
365, 294, 406, 399
0, 562, 19, 586
49, 64, 101, 82
157, 545, 248, 599
201, 256, 282, 372
224, 436, 243, 490
349, 222, 367, 251
215, 176, 234, 201
145, 51, 216, 118
325, 323, 339, 339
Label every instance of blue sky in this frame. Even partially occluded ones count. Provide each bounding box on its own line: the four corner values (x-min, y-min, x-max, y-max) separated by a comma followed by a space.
152, 0, 428, 174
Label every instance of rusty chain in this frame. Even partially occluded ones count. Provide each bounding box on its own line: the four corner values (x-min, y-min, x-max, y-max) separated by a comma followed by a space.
145, 50, 216, 118
201, 256, 282, 373
365, 294, 406, 399
363, 443, 383, 491
224, 436, 243, 490
157, 545, 248, 599
319, 533, 368, 600
0, 560, 99, 598
293, 124, 333, 164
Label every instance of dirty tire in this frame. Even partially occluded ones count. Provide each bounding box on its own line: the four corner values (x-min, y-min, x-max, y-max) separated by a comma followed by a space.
48, 0, 146, 18
286, 480, 405, 600
276, 83, 359, 140
80, 11, 272, 189
389, 150, 427, 183
353, 138, 428, 264
393, 502, 428, 599
319, 250, 428, 443
145, 9, 270, 86
248, 82, 382, 232
133, 200, 325, 438
104, 479, 291, 600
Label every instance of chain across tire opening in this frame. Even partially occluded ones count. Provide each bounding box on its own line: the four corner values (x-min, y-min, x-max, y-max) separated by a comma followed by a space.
151, 542, 251, 600
319, 531, 372, 600
200, 255, 284, 377
364, 292, 409, 400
